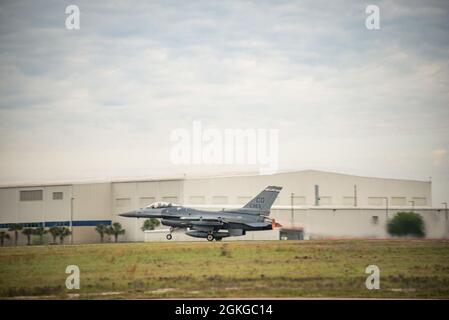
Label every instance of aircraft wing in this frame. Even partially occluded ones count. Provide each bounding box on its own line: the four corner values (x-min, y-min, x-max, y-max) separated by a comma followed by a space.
179, 217, 272, 230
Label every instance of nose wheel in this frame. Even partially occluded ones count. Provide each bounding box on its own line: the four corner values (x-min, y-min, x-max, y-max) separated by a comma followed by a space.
206, 234, 214, 241
166, 227, 176, 240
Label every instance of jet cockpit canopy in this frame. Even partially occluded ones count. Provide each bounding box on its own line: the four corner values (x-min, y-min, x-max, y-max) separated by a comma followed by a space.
146, 202, 173, 209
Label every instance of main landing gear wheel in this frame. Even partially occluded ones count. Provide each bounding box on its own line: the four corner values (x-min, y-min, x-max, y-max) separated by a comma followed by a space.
166, 233, 172, 240
215, 237, 222, 241
206, 234, 214, 242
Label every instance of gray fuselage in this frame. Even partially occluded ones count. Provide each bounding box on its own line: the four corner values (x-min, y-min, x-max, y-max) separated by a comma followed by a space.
119, 186, 282, 240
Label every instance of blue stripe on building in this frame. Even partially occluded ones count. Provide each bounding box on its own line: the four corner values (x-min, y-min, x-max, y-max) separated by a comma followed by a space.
0, 220, 112, 229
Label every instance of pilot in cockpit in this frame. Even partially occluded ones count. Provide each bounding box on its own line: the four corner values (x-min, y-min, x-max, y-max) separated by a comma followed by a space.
146, 202, 173, 209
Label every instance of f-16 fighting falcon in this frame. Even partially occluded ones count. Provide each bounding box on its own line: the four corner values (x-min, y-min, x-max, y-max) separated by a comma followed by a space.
119, 186, 282, 241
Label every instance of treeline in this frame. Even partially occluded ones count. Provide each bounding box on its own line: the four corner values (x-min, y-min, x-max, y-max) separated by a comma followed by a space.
0, 219, 160, 246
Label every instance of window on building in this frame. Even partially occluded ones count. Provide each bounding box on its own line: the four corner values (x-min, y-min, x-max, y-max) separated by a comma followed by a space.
162, 196, 178, 203
20, 190, 43, 201
368, 197, 384, 206
391, 197, 406, 206
52, 192, 63, 200
115, 198, 131, 207
212, 196, 228, 204
140, 197, 155, 207
189, 196, 205, 204
23, 222, 41, 228
342, 196, 355, 206
238, 196, 251, 204
292, 196, 306, 205
371, 216, 379, 224
319, 196, 332, 205
412, 197, 427, 206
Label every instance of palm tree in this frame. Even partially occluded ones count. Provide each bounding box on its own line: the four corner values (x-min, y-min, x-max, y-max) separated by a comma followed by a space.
48, 226, 60, 244
33, 227, 48, 244
22, 228, 34, 245
0, 231, 10, 246
95, 224, 108, 243
58, 227, 72, 244
8, 224, 22, 246
107, 222, 125, 243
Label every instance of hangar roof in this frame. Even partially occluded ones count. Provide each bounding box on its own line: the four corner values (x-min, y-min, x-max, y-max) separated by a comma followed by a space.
0, 169, 430, 189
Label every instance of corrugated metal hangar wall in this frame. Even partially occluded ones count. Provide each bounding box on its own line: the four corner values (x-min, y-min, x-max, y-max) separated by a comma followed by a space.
0, 170, 447, 244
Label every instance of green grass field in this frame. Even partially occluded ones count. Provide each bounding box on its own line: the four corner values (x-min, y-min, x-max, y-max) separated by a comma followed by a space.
1, 240, 449, 299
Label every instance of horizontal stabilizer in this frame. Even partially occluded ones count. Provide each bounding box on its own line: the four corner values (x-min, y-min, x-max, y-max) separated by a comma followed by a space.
244, 222, 272, 228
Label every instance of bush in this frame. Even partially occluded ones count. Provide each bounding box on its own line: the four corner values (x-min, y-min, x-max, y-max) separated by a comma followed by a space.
387, 212, 425, 237
141, 218, 160, 231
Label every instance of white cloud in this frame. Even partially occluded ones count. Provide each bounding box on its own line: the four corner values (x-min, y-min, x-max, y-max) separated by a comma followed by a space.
0, 0, 448, 204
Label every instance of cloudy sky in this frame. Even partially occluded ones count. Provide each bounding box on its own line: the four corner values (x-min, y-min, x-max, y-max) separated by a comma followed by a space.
0, 0, 448, 205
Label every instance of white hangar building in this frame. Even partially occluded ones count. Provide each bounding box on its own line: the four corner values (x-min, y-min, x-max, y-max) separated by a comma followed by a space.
0, 170, 447, 245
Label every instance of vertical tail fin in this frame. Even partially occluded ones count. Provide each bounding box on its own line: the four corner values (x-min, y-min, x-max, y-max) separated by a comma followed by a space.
243, 186, 282, 215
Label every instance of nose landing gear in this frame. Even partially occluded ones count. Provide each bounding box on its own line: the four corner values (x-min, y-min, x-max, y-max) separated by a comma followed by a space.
165, 227, 176, 240
206, 233, 214, 241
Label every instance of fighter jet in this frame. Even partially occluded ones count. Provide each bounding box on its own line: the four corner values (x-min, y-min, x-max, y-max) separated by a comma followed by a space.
119, 186, 282, 241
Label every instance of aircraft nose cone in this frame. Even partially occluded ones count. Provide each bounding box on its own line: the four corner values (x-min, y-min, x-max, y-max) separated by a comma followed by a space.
119, 210, 136, 217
